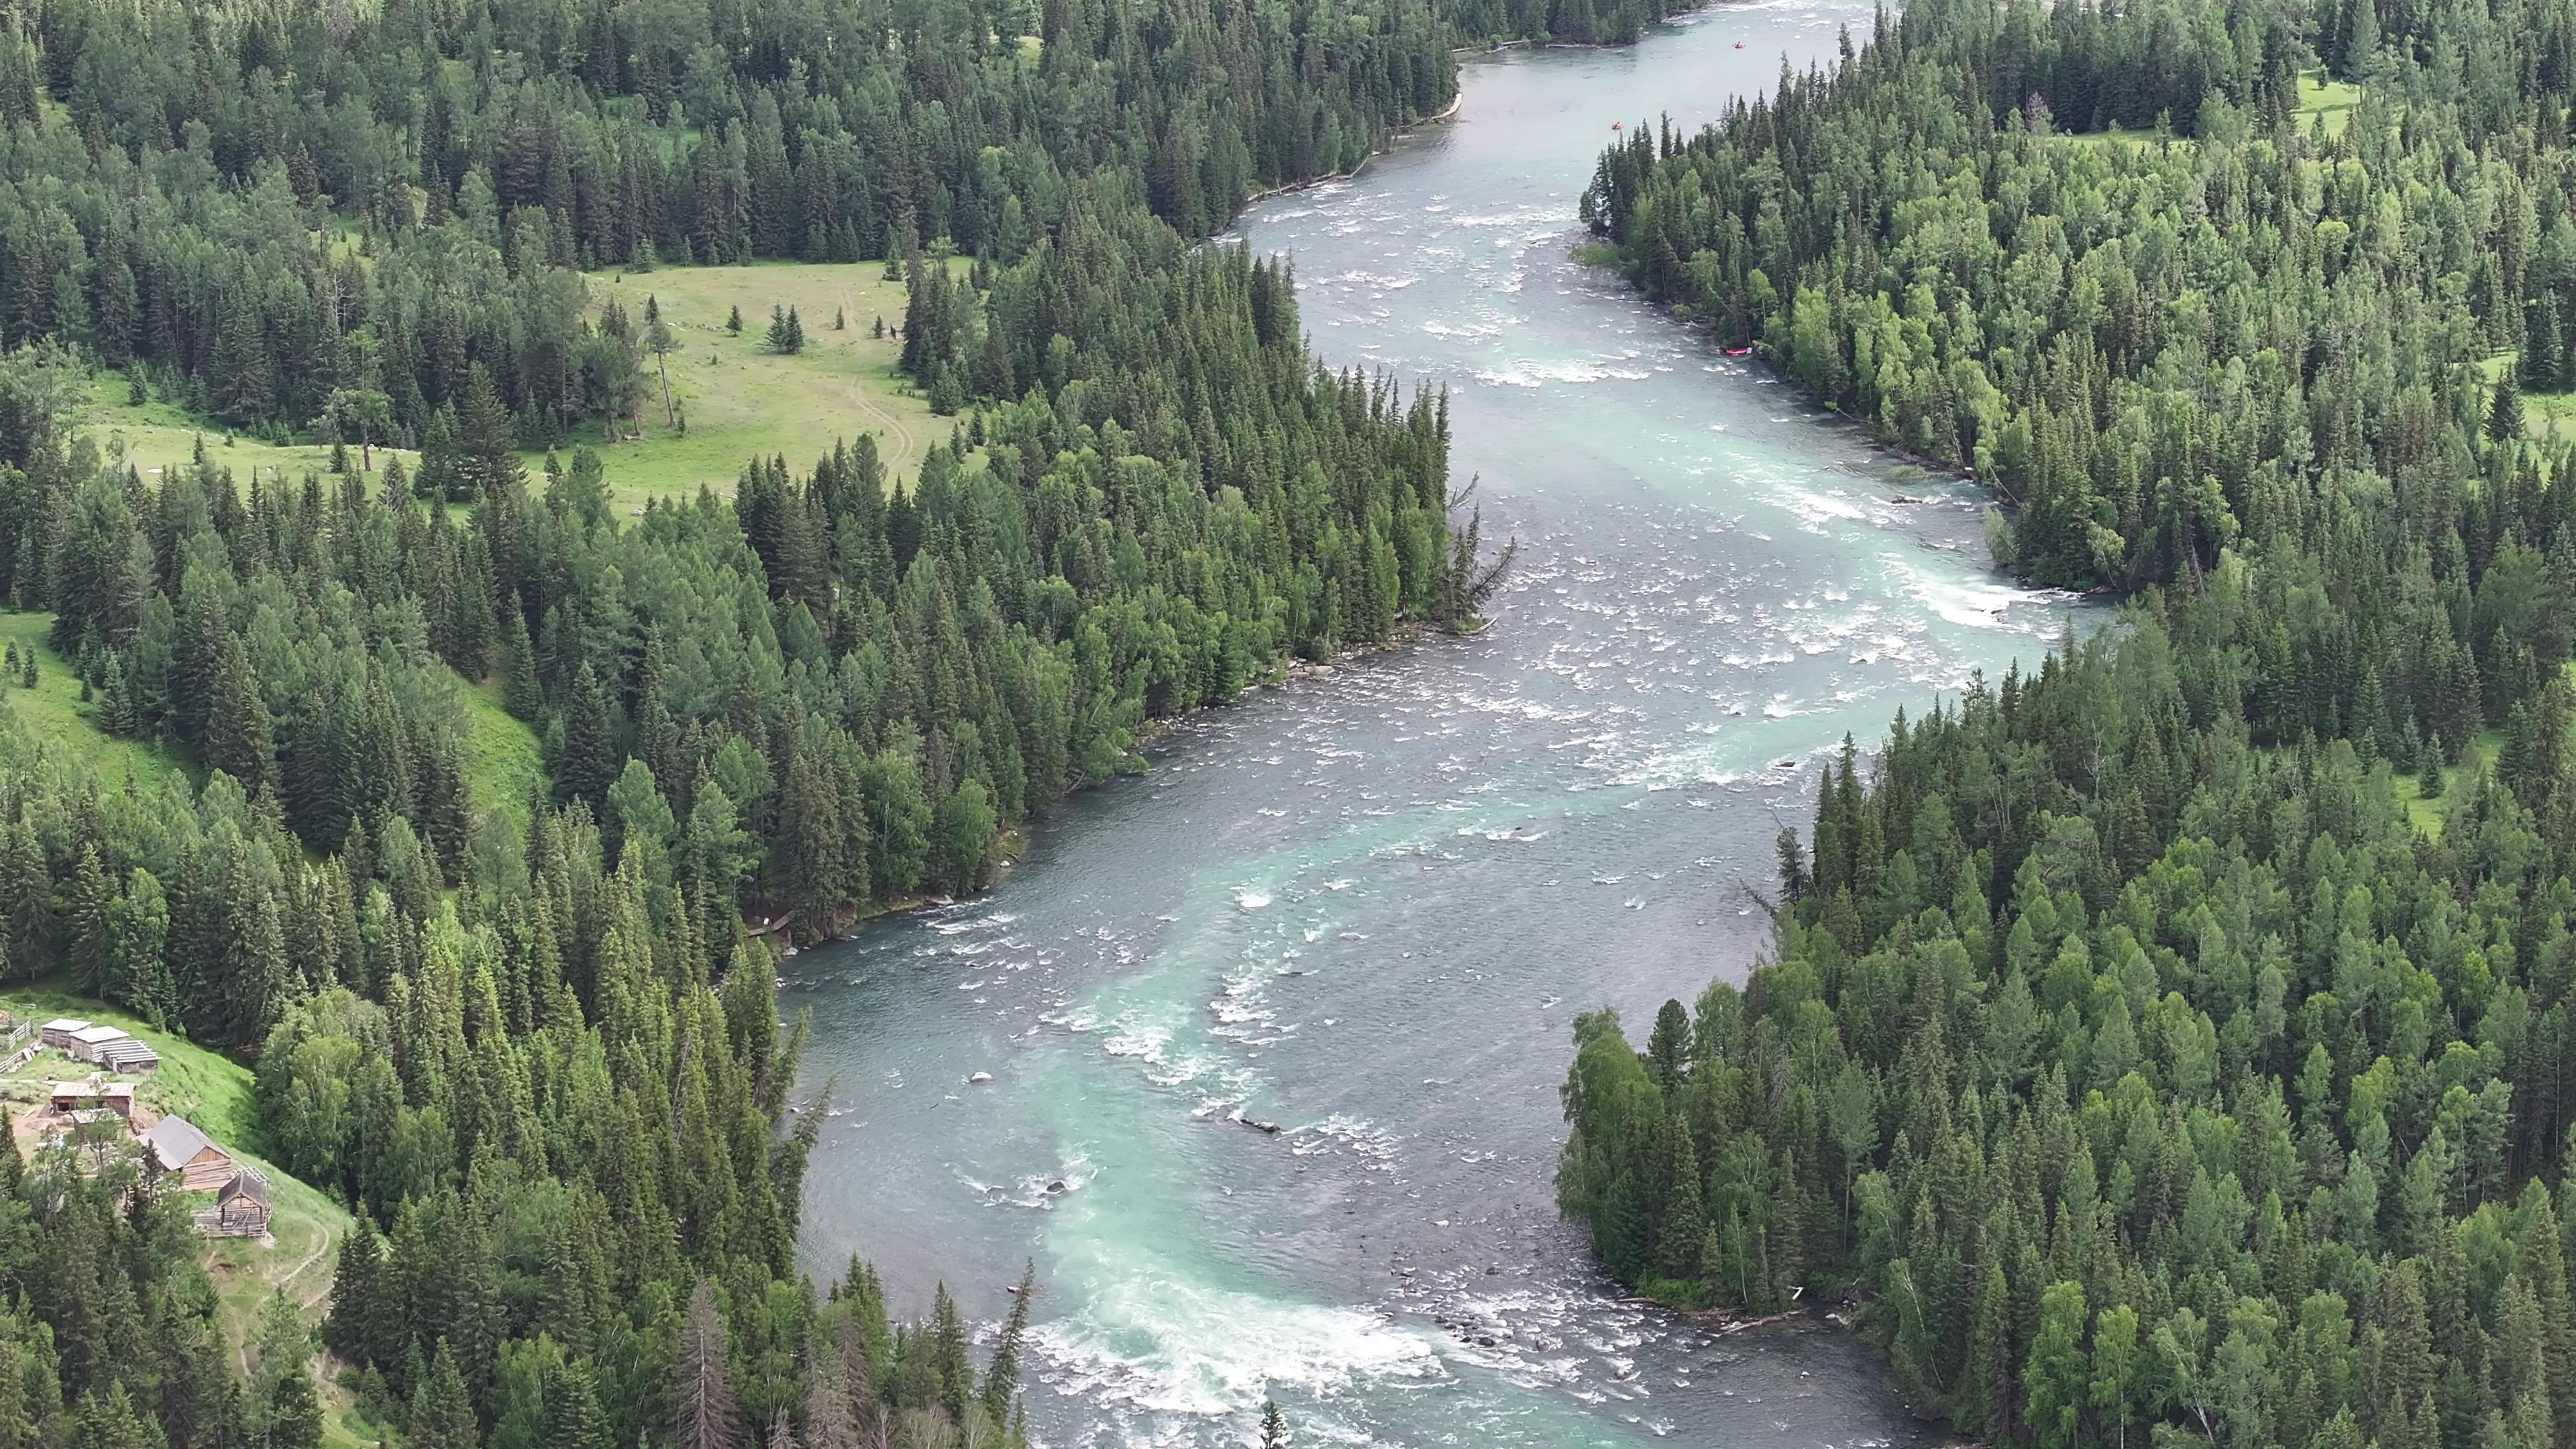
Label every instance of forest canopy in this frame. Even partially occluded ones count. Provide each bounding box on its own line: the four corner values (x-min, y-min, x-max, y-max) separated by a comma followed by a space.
1560, 0, 2576, 1447
0, 0, 1569, 1440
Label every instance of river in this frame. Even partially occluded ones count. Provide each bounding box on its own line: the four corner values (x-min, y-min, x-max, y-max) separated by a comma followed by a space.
786, 9, 2075, 1446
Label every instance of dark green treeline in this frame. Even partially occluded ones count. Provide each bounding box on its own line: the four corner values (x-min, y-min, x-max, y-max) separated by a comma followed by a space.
1580, 0, 2576, 590
1558, 1, 2576, 1448
0, 0, 1528, 1446
0, 0, 1456, 443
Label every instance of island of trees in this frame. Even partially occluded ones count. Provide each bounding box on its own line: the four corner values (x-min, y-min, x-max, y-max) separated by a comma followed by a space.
1560, 0, 2576, 1447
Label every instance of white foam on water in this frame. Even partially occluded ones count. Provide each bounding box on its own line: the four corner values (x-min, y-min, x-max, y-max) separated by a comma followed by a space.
1034, 1282, 1442, 1418
1233, 887, 1274, 911
1886, 554, 2063, 631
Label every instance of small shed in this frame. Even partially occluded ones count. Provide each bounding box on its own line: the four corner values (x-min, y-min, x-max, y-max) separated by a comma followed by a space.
64, 1025, 133, 1063
95, 1040, 158, 1075
37, 1019, 90, 1050
49, 1081, 135, 1119
204, 1170, 271, 1237
142, 1116, 233, 1190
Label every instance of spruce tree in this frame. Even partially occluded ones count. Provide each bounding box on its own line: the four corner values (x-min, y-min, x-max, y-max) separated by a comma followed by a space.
2491, 374, 2527, 443
675, 1281, 739, 1449
557, 661, 616, 806
2528, 296, 2564, 392
205, 632, 276, 796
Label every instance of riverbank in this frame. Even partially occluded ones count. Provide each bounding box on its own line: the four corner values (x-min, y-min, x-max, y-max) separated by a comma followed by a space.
1231, 93, 1464, 210
790, 9, 2067, 1443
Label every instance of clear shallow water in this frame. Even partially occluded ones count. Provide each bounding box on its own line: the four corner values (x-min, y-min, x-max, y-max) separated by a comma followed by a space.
788, 12, 2074, 1446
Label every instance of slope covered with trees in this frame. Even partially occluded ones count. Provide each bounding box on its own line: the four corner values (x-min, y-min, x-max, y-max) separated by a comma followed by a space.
0, 0, 1509, 1442
1580, 0, 2576, 589
0, 0, 1454, 445
1558, 0, 2576, 1447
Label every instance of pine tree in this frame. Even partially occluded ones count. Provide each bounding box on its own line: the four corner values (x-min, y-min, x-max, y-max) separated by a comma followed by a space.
498, 607, 541, 720
205, 632, 276, 796
980, 1264, 1036, 1426
66, 845, 111, 994
646, 299, 678, 427
675, 1281, 738, 1449
2528, 296, 2565, 393
411, 1342, 482, 1449
2492, 375, 2528, 443
726, 305, 743, 334
558, 661, 615, 806
458, 365, 528, 607
1259, 1401, 1289, 1449
1654, 1113, 1706, 1280
1646, 999, 1688, 1087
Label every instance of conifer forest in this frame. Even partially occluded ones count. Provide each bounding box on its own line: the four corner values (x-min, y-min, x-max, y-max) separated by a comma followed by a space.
3, 0, 2570, 1434
1560, 0, 2576, 1446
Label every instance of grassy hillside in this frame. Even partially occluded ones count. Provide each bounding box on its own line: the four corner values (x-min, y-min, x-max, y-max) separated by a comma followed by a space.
74, 261, 946, 515
574, 260, 946, 510
0, 989, 373, 1445
0, 610, 195, 788
457, 676, 547, 820
0, 987, 257, 1141
3, 609, 543, 823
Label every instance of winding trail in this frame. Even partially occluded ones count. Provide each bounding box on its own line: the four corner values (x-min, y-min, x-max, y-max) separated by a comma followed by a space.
833, 282, 922, 482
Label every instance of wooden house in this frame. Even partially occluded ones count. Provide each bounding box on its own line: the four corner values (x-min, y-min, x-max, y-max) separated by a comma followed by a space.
37, 1019, 90, 1049
49, 1081, 135, 1120
142, 1116, 233, 1190
201, 1170, 271, 1237
64, 1025, 133, 1063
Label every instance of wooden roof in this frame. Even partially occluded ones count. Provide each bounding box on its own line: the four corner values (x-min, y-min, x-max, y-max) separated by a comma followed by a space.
142, 1116, 223, 1171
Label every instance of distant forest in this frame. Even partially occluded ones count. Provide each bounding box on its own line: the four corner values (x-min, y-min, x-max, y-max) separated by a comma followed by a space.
1564, 0, 2576, 1448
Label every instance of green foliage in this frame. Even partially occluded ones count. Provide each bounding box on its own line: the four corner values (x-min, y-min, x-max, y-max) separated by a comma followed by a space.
1562, 15, 2576, 1449
1580, 0, 2576, 592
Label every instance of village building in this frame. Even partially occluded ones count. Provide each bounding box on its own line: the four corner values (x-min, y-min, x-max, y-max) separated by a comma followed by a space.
95, 1039, 158, 1074
200, 1169, 272, 1237
49, 1081, 136, 1119
37, 1019, 91, 1050
141, 1116, 234, 1190
63, 1024, 133, 1064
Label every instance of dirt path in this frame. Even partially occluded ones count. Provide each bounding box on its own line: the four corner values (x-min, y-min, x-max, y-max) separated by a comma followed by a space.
232, 1222, 341, 1376
836, 283, 921, 480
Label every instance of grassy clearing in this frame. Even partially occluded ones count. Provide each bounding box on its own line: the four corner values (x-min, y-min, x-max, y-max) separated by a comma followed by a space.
0, 610, 195, 789
2390, 729, 2498, 839
453, 676, 547, 821
2298, 70, 2363, 136
574, 260, 949, 511
2061, 70, 2367, 149
2475, 354, 2576, 440
80, 374, 423, 494
0, 988, 366, 1442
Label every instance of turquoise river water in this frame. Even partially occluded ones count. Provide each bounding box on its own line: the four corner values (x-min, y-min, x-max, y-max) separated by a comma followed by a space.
787, 11, 2077, 1446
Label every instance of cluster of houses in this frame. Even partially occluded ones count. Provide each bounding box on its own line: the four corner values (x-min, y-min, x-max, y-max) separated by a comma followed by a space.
25, 1017, 269, 1237
38, 1018, 161, 1074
